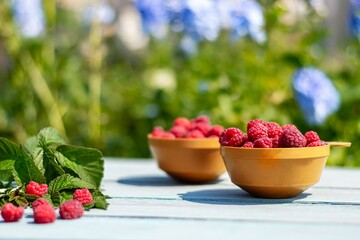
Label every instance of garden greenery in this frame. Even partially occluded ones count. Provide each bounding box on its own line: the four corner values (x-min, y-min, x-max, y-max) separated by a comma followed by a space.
0, 0, 359, 166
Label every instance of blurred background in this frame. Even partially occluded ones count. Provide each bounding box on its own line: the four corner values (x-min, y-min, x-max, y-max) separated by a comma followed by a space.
0, 0, 359, 166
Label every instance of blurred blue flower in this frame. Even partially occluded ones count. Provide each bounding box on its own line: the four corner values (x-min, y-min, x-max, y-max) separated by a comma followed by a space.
350, 0, 360, 40
292, 67, 340, 126
228, 0, 266, 43
134, 0, 169, 38
12, 0, 45, 38
83, 1, 116, 26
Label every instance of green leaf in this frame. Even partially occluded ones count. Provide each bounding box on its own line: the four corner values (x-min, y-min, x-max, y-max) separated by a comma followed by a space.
0, 159, 14, 182
41, 145, 66, 184
48, 174, 95, 194
0, 138, 45, 185
92, 189, 109, 210
56, 145, 104, 188
37, 127, 65, 148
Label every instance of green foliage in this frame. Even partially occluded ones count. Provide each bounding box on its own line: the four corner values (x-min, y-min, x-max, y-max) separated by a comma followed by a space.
0, 1, 359, 166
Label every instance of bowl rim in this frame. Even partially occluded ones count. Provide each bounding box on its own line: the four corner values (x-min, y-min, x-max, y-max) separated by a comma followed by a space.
148, 134, 220, 149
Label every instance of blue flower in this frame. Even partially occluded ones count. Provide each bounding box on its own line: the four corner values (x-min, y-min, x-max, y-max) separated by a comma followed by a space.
227, 0, 266, 43
350, 0, 360, 40
292, 67, 340, 126
12, 0, 45, 38
134, 0, 169, 38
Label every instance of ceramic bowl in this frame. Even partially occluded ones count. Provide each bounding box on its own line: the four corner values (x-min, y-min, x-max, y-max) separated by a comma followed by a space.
220, 145, 330, 199
148, 135, 226, 183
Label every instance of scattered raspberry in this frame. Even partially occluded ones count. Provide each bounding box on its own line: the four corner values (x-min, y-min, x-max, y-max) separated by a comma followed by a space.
219, 128, 246, 147
33, 203, 56, 224
185, 130, 205, 138
305, 131, 321, 145
151, 126, 165, 137
73, 189, 93, 205
169, 126, 187, 138
279, 127, 306, 147
173, 117, 191, 130
1, 203, 24, 222
242, 141, 254, 148
247, 125, 268, 142
247, 119, 267, 131
32, 198, 52, 209
267, 122, 283, 138
26, 181, 48, 197
271, 137, 280, 148
207, 125, 224, 137
254, 137, 273, 148
307, 140, 325, 147
59, 200, 84, 220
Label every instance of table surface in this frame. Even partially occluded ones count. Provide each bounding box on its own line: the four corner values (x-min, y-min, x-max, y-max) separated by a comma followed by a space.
1, 158, 360, 240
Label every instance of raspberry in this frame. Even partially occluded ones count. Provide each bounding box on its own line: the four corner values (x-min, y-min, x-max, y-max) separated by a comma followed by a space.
247, 125, 268, 142
191, 122, 212, 136
73, 189, 93, 205
307, 140, 325, 147
281, 124, 297, 131
59, 200, 84, 220
279, 127, 306, 147
254, 137, 273, 148
271, 137, 280, 148
173, 117, 191, 130
169, 125, 187, 138
267, 122, 283, 138
151, 126, 164, 137
185, 130, 205, 138
192, 115, 210, 125
305, 131, 321, 145
1, 203, 24, 222
33, 203, 56, 224
207, 125, 224, 137
32, 198, 52, 209
247, 119, 267, 131
219, 127, 246, 147
159, 132, 176, 139
242, 141, 254, 148
26, 181, 48, 197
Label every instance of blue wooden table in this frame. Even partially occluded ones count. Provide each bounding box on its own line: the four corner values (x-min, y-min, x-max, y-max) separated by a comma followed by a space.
1, 158, 360, 239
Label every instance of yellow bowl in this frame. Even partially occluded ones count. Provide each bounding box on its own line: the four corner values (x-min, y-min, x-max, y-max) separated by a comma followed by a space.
148, 135, 226, 183
220, 145, 330, 198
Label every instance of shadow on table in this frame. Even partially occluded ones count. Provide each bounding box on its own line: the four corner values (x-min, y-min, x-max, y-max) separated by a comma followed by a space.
179, 189, 311, 205
117, 175, 223, 187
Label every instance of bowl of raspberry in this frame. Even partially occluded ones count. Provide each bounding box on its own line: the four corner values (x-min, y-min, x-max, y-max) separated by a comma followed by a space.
148, 116, 226, 183
219, 119, 351, 199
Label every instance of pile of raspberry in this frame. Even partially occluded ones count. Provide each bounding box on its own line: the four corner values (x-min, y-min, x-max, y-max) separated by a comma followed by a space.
150, 116, 224, 139
1, 181, 93, 224
219, 119, 325, 148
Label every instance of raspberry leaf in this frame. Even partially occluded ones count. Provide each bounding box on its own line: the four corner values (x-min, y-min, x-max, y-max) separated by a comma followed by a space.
48, 174, 95, 194
55, 145, 104, 188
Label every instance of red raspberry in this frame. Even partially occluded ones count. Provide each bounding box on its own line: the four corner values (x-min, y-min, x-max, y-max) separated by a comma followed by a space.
191, 122, 212, 136
254, 137, 273, 148
279, 127, 306, 147
247, 119, 267, 131
307, 140, 325, 147
169, 125, 187, 138
159, 132, 176, 139
267, 122, 283, 138
242, 141, 254, 148
1, 203, 24, 222
33, 203, 56, 224
151, 126, 165, 137
271, 137, 280, 148
59, 200, 84, 220
32, 198, 52, 209
281, 124, 296, 131
192, 115, 210, 125
26, 181, 48, 197
207, 125, 224, 137
305, 131, 321, 145
185, 129, 205, 138
73, 189, 93, 205
173, 117, 191, 130
219, 128, 246, 147
247, 125, 268, 142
